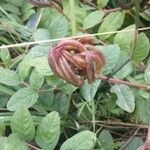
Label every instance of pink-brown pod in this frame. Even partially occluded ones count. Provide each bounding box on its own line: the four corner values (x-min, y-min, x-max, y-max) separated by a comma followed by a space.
48, 38, 106, 86
78, 36, 94, 45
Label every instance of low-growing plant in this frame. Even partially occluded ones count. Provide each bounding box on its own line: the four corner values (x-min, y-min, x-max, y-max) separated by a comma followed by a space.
0, 0, 150, 149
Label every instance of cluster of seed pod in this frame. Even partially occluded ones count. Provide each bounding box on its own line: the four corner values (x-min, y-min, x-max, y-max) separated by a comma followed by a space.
48, 37, 106, 86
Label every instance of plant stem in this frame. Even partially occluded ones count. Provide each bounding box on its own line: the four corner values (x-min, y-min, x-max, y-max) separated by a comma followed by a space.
104, 7, 122, 15
92, 101, 96, 133
21, 81, 30, 87
97, 74, 150, 91
27, 143, 40, 150
81, 120, 148, 128
69, 0, 76, 35
120, 127, 140, 150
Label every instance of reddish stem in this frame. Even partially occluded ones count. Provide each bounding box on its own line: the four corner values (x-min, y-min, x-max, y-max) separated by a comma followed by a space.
97, 75, 150, 91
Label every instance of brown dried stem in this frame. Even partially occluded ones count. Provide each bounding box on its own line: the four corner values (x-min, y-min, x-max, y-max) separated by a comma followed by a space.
80, 120, 148, 129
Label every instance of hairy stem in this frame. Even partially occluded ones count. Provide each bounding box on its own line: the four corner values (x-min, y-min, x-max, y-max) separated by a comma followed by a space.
97, 75, 150, 91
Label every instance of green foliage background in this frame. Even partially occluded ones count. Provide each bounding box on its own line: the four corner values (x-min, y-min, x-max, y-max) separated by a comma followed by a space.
0, 0, 150, 149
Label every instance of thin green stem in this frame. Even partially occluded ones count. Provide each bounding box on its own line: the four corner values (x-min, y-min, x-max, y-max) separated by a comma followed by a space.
96, 138, 104, 150
92, 100, 96, 133
69, 0, 76, 35
0, 6, 14, 21
27, 143, 41, 150
85, 102, 96, 133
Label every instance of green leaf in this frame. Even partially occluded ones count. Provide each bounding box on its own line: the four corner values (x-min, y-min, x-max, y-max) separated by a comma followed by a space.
39, 8, 60, 29
0, 137, 12, 150
51, 93, 70, 117
60, 130, 96, 150
11, 104, 35, 141
124, 137, 143, 150
98, 12, 125, 40
0, 67, 21, 86
135, 95, 150, 123
140, 10, 150, 21
21, 2, 35, 22
58, 83, 77, 95
7, 87, 39, 111
33, 28, 51, 42
4, 0, 24, 7
144, 62, 150, 84
114, 25, 135, 53
8, 134, 29, 150
0, 94, 9, 107
0, 135, 29, 150
76, 8, 87, 26
111, 85, 135, 113
39, 91, 70, 117
0, 85, 15, 96
97, 0, 109, 8
0, 48, 11, 61
133, 73, 145, 82
97, 44, 120, 75
83, 11, 104, 29
133, 32, 150, 63
30, 45, 49, 57
138, 90, 150, 100
113, 51, 132, 79
35, 111, 60, 150
30, 56, 53, 76
80, 80, 101, 102
23, 9, 35, 22
98, 130, 114, 150
46, 75, 77, 95
1, 3, 20, 15
29, 69, 44, 89
0, 121, 5, 136
38, 91, 54, 110
0, 48, 12, 67
17, 53, 34, 80
49, 16, 68, 39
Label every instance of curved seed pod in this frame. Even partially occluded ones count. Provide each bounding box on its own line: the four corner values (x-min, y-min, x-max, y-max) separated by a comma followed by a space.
59, 57, 73, 83
59, 56, 84, 86
52, 46, 63, 59
78, 36, 94, 45
48, 52, 65, 79
58, 39, 87, 52
72, 55, 86, 69
48, 39, 106, 87
89, 51, 104, 73
63, 50, 84, 70
85, 45, 106, 67
85, 50, 106, 83
85, 53, 95, 83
